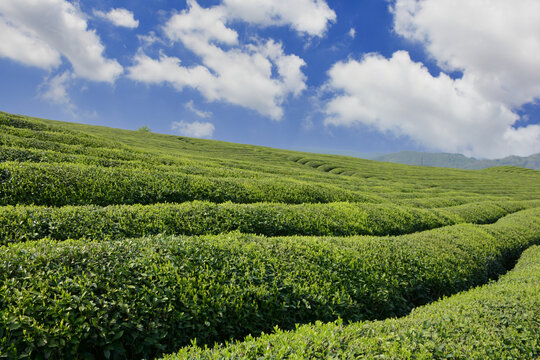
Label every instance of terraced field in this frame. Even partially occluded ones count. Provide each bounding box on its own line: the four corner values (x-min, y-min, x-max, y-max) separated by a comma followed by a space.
1, 110, 539, 359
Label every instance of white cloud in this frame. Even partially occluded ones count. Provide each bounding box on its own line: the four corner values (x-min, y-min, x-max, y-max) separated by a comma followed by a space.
39, 71, 74, 107
128, 1, 307, 120
324, 51, 540, 159
172, 120, 215, 138
0, 0, 122, 82
253, 40, 307, 97
348, 28, 356, 39
94, 8, 139, 29
324, 0, 540, 158
185, 100, 212, 118
127, 51, 215, 92
0, 17, 61, 69
222, 0, 336, 37
164, 1, 238, 46
391, 0, 540, 107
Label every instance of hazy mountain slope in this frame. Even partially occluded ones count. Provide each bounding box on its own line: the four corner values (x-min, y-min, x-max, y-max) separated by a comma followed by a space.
373, 150, 540, 170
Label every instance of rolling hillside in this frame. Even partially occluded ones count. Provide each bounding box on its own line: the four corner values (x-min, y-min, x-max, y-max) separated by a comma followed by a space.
1, 110, 539, 359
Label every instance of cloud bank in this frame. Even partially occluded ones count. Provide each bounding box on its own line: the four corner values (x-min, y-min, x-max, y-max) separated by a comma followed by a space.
325, 0, 540, 158
127, 0, 335, 120
392, 0, 540, 107
0, 0, 122, 83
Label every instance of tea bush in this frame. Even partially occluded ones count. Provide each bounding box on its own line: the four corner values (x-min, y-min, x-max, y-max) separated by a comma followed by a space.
2, 200, 538, 244
166, 245, 540, 359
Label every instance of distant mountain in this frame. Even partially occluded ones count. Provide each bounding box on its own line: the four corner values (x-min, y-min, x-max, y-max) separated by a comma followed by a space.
371, 151, 540, 170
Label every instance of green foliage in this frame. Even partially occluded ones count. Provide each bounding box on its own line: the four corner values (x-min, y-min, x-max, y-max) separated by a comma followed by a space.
166, 245, 540, 359
1, 209, 540, 358
0, 112, 50, 131
1, 110, 540, 359
0, 162, 375, 206
138, 125, 151, 133
1, 200, 538, 244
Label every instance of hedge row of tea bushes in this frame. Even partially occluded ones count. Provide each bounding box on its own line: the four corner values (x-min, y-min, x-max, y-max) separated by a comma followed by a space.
0, 133, 190, 170
0, 114, 396, 192
0, 113, 327, 182
1, 208, 539, 359
0, 141, 344, 185
166, 245, 540, 360
0, 142, 165, 168
0, 145, 273, 182
1, 200, 539, 244
0, 162, 378, 206
1, 124, 125, 150
0, 127, 357, 186
393, 194, 494, 208
0, 142, 378, 196
0, 159, 529, 211
0, 112, 125, 151
5, 111, 538, 213
0, 142, 479, 207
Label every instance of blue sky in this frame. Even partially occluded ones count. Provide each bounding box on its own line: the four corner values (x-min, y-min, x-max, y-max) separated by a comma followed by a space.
1, 0, 539, 159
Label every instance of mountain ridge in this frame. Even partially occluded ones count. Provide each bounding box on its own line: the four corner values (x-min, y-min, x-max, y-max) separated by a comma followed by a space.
370, 151, 540, 170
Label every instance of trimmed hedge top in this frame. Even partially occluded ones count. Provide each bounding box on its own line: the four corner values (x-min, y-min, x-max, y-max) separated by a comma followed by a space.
0, 200, 538, 244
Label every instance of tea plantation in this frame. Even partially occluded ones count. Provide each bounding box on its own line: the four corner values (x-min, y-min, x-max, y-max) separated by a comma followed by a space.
1, 111, 539, 359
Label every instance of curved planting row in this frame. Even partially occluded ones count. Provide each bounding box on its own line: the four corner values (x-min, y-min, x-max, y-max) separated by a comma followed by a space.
0, 142, 167, 168
0, 145, 272, 182
166, 245, 540, 359
1, 124, 125, 150
0, 162, 378, 207
1, 208, 540, 359
0, 200, 538, 244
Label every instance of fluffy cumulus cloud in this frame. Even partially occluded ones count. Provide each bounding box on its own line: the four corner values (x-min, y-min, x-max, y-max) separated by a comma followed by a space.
325, 0, 540, 158
0, 17, 61, 69
172, 120, 215, 138
164, 1, 238, 46
0, 0, 122, 83
324, 52, 539, 158
126, 51, 212, 86
391, 0, 540, 107
94, 8, 139, 29
128, 0, 308, 120
222, 0, 336, 37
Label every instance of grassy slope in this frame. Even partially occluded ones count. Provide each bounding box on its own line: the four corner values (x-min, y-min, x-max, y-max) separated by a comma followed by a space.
1, 110, 539, 359
2, 111, 539, 205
